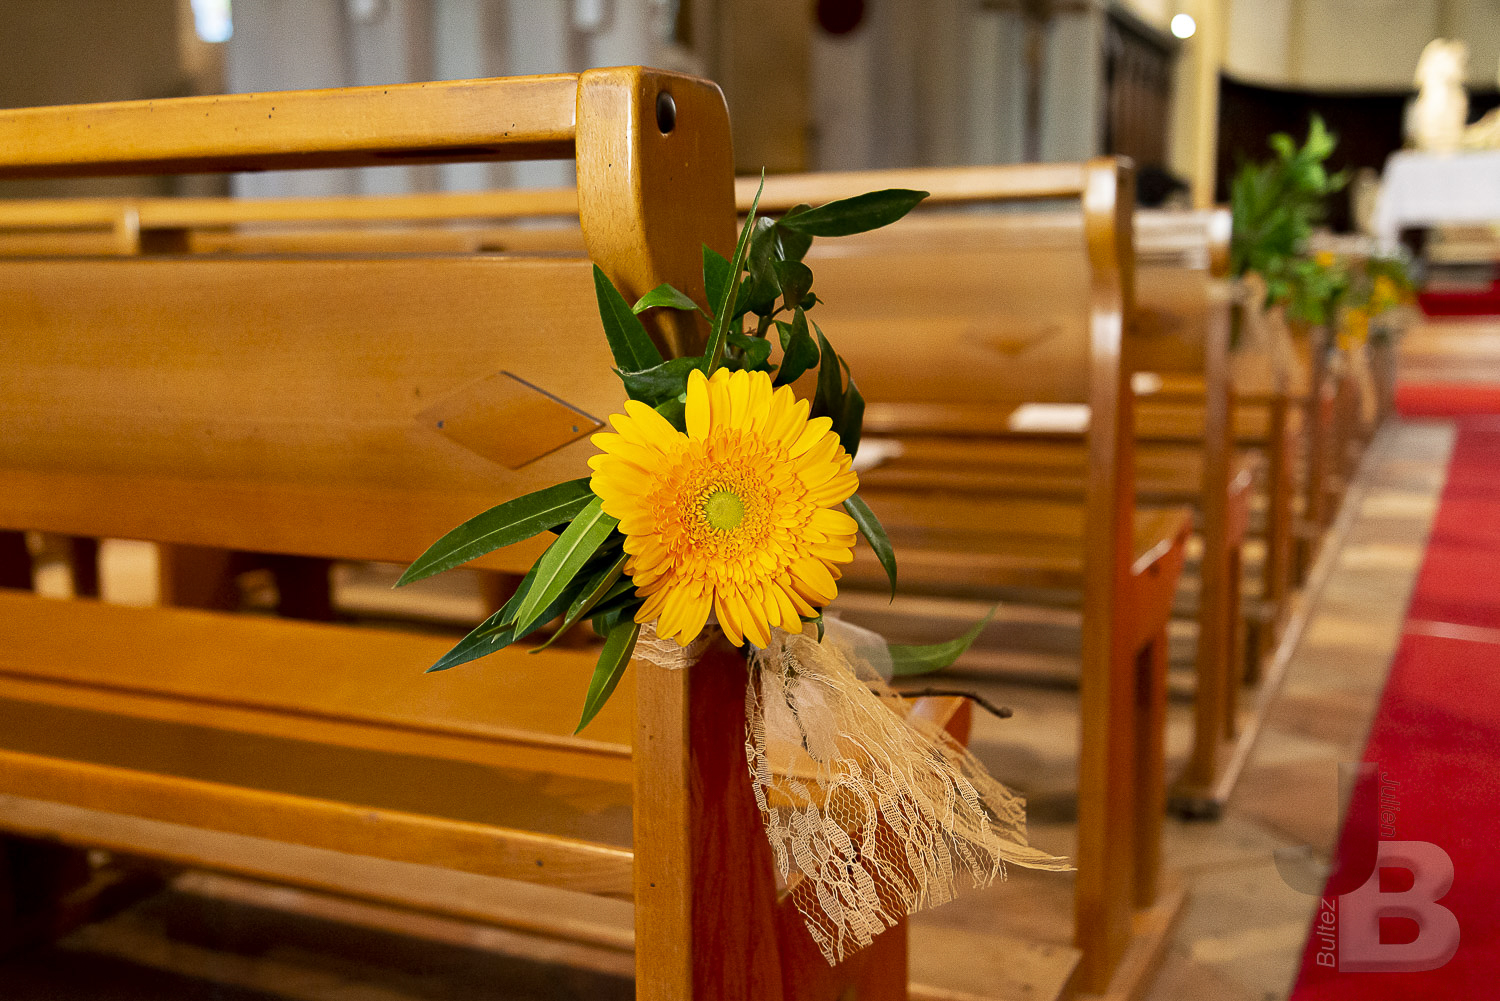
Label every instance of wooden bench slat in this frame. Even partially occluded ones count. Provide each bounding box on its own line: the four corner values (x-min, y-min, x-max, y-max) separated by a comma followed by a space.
136, 188, 580, 228
843, 505, 1192, 593
0, 590, 632, 773
738, 163, 1090, 211
0, 76, 580, 179
0, 746, 634, 898
0, 797, 638, 953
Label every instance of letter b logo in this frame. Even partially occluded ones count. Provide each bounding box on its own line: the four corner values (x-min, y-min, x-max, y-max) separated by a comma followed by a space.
1339, 841, 1460, 972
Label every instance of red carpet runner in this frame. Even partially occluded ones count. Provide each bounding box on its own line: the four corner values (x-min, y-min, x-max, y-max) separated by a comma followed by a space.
1288, 411, 1500, 999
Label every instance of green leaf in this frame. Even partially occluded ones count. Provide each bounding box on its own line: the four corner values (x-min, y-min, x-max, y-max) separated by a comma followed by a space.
726, 331, 773, 370
591, 592, 641, 637
777, 189, 929, 237
773, 259, 814, 307
513, 498, 619, 637
633, 283, 705, 316
837, 370, 865, 457
773, 206, 814, 262
702, 246, 732, 318
706, 175, 764, 373
810, 323, 844, 420
743, 216, 782, 315
845, 494, 896, 599
654, 394, 687, 430
618, 355, 702, 404
774, 308, 820, 387
576, 618, 641, 733
424, 562, 572, 673
397, 479, 595, 587
888, 605, 998, 677
594, 264, 664, 373
531, 552, 631, 653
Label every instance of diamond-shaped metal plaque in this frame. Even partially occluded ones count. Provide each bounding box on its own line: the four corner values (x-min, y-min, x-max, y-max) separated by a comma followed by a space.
418, 371, 602, 469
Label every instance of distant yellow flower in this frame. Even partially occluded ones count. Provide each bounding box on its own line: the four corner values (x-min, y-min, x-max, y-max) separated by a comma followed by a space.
588, 368, 860, 648
1371, 274, 1400, 314
1339, 306, 1370, 351
1315, 250, 1337, 269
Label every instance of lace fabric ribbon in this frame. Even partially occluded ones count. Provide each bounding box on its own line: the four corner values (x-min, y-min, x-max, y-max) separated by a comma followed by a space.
746, 620, 1068, 964
633, 620, 715, 670
633, 616, 1068, 965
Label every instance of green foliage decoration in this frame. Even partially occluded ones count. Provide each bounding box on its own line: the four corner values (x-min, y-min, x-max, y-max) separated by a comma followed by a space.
1229, 115, 1349, 319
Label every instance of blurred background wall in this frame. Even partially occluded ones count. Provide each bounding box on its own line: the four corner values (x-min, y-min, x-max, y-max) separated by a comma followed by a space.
2, 0, 1500, 212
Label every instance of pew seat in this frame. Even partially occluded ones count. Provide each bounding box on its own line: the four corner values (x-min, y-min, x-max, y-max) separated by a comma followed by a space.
0, 589, 636, 872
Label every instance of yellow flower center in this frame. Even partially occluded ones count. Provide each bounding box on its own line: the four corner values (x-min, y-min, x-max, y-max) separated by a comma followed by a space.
703, 488, 745, 532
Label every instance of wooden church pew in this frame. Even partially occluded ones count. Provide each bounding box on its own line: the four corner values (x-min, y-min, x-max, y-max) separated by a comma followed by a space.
0, 68, 962, 1001
743, 177, 1253, 821
14, 169, 1189, 991
118, 188, 1276, 719
741, 162, 1191, 998
71, 182, 1122, 994
12, 179, 1287, 824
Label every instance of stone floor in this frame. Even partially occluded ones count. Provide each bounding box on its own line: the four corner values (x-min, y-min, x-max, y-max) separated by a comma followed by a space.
1142, 419, 1452, 1000
3, 420, 1452, 1000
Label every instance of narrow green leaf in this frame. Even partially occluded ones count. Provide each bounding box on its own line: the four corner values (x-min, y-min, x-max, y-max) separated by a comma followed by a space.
594, 264, 664, 372
801, 612, 825, 642
777, 189, 929, 238
774, 308, 820, 387
810, 323, 844, 421
706, 174, 764, 374
837, 371, 865, 457
888, 605, 999, 677
531, 553, 631, 653
773, 259, 814, 307
618, 355, 702, 404
576, 619, 642, 733
632, 283, 705, 316
513, 498, 619, 637
702, 246, 732, 318
397, 479, 594, 587
425, 563, 565, 673
591, 594, 641, 637
845, 494, 897, 599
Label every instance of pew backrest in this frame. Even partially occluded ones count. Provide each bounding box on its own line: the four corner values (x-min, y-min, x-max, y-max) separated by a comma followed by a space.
0, 72, 730, 575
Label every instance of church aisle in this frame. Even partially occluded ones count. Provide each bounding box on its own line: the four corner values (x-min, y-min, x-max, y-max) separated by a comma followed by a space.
1145, 421, 1454, 999
1285, 412, 1500, 997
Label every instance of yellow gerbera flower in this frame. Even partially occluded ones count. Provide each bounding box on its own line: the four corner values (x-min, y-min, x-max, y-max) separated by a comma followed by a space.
588, 367, 860, 649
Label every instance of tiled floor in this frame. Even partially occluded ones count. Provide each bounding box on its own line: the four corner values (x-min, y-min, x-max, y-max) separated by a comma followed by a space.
3, 421, 1451, 1000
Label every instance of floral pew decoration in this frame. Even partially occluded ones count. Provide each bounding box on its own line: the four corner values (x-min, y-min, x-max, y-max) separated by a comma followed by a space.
1230, 114, 1350, 345
396, 181, 1068, 963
